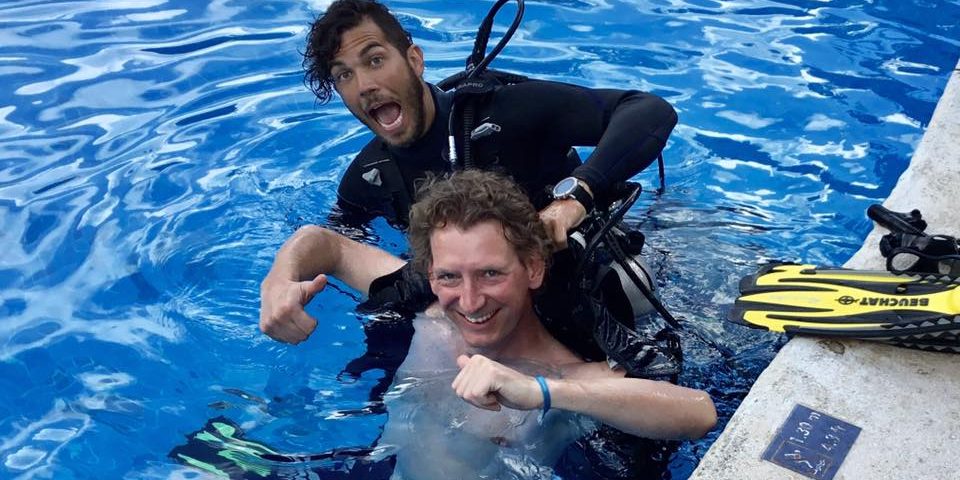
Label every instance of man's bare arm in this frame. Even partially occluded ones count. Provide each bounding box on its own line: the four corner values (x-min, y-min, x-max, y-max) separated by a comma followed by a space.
260, 225, 406, 344
454, 355, 716, 441
551, 362, 717, 440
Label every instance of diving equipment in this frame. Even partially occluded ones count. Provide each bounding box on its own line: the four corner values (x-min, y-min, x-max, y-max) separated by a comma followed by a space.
868, 204, 960, 277
169, 416, 389, 480
566, 181, 737, 363
571, 182, 674, 328
535, 180, 684, 379
440, 0, 526, 169
728, 263, 960, 353
436, 0, 670, 189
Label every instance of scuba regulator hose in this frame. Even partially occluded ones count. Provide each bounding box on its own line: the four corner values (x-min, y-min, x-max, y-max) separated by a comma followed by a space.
573, 184, 736, 359
446, 0, 524, 168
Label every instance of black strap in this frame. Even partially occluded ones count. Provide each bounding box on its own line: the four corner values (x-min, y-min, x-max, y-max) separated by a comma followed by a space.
360, 263, 436, 315
868, 204, 927, 235
461, 97, 478, 169
656, 153, 666, 194
374, 147, 414, 224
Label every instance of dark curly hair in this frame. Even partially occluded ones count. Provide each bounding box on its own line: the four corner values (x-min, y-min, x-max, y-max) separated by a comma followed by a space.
407, 170, 553, 275
303, 0, 413, 104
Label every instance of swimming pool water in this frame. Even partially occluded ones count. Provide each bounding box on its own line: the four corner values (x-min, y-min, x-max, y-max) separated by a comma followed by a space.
1, 0, 959, 478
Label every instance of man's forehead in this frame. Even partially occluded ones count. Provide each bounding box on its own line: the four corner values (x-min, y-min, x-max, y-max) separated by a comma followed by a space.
429, 221, 523, 263
335, 19, 392, 58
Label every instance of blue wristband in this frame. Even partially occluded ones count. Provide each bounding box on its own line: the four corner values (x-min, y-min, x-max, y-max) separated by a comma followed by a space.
534, 375, 551, 419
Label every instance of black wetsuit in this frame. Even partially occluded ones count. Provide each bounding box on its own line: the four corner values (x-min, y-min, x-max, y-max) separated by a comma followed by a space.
336, 77, 680, 372
328, 80, 681, 480
336, 80, 678, 226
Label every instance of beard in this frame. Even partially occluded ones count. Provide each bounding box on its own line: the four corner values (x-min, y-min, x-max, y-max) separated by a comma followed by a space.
392, 63, 427, 147
360, 62, 428, 148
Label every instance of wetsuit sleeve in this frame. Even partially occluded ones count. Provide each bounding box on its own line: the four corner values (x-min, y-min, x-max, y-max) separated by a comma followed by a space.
501, 81, 678, 197
358, 262, 436, 316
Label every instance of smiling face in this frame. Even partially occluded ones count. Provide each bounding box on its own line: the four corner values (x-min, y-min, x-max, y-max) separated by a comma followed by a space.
428, 220, 546, 353
329, 18, 434, 147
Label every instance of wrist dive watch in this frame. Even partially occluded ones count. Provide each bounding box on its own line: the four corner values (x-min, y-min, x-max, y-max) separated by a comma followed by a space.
552, 176, 594, 214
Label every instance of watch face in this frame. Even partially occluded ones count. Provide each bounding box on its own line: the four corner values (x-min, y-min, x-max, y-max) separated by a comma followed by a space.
553, 177, 578, 197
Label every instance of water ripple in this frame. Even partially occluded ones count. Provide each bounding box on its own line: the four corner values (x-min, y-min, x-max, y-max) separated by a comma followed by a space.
143, 30, 296, 55
1, 0, 959, 478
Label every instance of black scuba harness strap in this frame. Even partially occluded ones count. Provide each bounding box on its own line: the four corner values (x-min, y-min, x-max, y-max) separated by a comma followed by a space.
374, 143, 414, 224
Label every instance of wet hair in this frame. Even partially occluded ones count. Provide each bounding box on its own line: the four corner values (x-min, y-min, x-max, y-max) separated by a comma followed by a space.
408, 170, 553, 275
303, 0, 413, 104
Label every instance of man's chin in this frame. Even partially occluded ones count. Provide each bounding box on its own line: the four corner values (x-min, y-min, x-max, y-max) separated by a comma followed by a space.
461, 335, 495, 350
381, 133, 415, 148
367, 121, 408, 147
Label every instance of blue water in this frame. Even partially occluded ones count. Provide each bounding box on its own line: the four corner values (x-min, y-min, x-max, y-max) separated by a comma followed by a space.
1, 0, 958, 478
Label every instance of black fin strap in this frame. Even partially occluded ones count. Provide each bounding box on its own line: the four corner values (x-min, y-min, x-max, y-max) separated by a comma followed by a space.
868, 204, 927, 235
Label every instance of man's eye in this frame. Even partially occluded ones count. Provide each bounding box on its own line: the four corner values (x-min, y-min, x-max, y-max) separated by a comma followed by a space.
435, 273, 458, 283
370, 56, 383, 67
334, 70, 351, 83
482, 270, 502, 278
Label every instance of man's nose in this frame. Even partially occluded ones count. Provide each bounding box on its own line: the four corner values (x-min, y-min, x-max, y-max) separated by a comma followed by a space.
356, 69, 378, 96
458, 280, 486, 313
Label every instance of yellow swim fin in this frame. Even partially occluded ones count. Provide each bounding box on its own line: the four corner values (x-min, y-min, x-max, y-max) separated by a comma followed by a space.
728, 263, 960, 353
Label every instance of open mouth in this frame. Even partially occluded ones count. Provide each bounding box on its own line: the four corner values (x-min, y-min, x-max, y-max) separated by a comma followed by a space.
461, 309, 497, 325
368, 102, 403, 131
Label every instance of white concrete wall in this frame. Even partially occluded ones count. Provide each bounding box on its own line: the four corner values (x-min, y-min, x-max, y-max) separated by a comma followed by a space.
691, 58, 960, 480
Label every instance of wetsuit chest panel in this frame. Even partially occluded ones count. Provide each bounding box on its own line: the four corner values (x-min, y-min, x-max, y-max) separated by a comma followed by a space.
468, 89, 580, 208
338, 148, 399, 221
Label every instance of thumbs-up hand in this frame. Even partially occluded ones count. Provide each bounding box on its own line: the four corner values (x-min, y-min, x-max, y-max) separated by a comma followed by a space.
259, 273, 327, 344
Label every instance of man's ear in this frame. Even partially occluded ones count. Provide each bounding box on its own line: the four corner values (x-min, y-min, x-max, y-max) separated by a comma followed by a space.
525, 255, 546, 290
406, 44, 425, 76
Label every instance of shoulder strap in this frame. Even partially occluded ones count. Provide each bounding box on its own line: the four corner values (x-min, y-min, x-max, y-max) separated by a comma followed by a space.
441, 69, 526, 169
376, 153, 414, 225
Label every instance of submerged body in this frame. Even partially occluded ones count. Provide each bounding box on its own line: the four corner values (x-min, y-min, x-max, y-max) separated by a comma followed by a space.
379, 313, 589, 480
264, 170, 716, 479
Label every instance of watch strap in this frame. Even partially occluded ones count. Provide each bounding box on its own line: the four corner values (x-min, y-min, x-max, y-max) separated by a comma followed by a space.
554, 177, 594, 213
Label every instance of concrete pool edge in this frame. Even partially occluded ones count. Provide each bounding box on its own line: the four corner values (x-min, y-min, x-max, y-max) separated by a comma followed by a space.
690, 56, 960, 480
